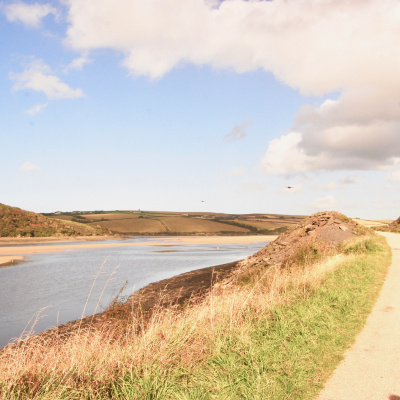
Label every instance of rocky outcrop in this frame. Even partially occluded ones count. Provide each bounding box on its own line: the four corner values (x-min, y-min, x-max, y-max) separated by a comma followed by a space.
238, 211, 370, 270
388, 217, 400, 228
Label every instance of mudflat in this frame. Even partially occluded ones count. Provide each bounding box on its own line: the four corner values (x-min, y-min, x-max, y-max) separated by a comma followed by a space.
0, 235, 277, 266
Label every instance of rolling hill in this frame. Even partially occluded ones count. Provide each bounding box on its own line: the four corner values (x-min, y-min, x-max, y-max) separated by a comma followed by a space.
44, 210, 306, 235
374, 216, 400, 233
0, 204, 109, 237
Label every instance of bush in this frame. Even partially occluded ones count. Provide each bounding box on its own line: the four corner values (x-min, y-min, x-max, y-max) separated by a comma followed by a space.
343, 238, 383, 254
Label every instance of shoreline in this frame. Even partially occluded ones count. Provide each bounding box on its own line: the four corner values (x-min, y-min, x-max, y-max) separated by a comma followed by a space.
0, 256, 24, 267
0, 235, 277, 267
1, 236, 275, 348
22, 259, 243, 347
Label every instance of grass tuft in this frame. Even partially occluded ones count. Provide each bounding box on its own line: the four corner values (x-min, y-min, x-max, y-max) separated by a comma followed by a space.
342, 236, 383, 254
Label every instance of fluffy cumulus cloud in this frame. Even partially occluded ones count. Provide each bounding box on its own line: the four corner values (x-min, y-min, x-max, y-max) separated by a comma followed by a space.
263, 92, 400, 174
10, 59, 84, 100
62, 0, 400, 174
2, 2, 57, 28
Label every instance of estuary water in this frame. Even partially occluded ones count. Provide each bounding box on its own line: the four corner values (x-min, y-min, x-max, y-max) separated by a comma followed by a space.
0, 237, 268, 348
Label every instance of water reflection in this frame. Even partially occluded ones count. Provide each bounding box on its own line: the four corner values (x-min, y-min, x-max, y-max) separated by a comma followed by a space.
0, 240, 266, 348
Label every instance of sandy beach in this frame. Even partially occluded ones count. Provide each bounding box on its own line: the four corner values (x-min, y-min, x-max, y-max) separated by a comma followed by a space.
0, 235, 277, 267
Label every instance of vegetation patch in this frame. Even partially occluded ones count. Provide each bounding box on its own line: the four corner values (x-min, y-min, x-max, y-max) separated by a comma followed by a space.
0, 230, 390, 399
45, 210, 305, 236
374, 216, 400, 233
0, 204, 109, 238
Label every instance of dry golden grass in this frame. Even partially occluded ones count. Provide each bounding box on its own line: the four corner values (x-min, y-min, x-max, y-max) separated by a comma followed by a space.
0, 245, 353, 398
50, 215, 75, 222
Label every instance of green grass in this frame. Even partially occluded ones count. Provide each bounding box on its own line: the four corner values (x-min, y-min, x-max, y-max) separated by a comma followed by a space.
0, 235, 391, 399
103, 236, 390, 400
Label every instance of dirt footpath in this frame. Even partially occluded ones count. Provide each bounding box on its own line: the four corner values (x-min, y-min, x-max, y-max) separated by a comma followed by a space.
315, 232, 400, 400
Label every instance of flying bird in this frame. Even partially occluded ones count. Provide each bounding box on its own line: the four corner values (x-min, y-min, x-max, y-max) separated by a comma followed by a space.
285, 186, 293, 189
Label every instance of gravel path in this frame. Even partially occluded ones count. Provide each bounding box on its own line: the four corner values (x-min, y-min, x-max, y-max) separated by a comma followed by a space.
315, 232, 400, 400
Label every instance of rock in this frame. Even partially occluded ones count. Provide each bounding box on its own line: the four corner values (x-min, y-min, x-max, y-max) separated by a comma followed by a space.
241, 211, 368, 271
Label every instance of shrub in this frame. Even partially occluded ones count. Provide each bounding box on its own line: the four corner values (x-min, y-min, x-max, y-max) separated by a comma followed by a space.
342, 237, 383, 254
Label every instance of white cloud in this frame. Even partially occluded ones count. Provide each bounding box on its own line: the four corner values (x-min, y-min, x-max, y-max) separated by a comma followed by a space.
64, 0, 400, 87
62, 0, 400, 174
312, 195, 338, 211
66, 55, 91, 71
225, 119, 250, 142
10, 59, 84, 100
18, 161, 41, 172
24, 102, 48, 116
262, 132, 317, 174
263, 111, 400, 174
2, 2, 57, 28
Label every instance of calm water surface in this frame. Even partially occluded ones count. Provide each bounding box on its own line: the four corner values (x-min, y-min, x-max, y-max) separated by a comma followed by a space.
0, 237, 267, 348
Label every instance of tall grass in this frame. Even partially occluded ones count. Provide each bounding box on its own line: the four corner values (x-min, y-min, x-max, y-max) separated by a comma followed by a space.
0, 235, 391, 399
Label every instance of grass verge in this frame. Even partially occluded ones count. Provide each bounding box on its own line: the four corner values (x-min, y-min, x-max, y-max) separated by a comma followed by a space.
0, 235, 391, 399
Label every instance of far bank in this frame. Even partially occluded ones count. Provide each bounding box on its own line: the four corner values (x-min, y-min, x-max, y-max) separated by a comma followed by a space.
0, 235, 277, 266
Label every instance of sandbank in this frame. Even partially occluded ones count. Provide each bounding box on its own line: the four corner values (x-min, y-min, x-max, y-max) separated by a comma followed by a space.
0, 235, 277, 266
0, 256, 24, 267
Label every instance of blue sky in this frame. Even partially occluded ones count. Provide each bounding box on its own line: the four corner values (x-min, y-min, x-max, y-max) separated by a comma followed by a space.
1, 0, 399, 219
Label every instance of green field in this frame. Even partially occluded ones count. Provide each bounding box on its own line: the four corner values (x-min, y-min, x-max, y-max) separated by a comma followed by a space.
45, 210, 306, 235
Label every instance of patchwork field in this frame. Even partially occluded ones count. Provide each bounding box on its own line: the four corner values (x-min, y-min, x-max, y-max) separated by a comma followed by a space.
47, 210, 306, 235
352, 218, 392, 227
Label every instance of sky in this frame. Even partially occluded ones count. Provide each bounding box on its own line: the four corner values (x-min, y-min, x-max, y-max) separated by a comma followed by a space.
1, 0, 399, 220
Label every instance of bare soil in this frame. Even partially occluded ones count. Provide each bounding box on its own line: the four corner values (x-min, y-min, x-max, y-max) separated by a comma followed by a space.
238, 211, 365, 271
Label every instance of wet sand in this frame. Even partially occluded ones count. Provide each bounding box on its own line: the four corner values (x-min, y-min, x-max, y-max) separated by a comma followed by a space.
0, 256, 24, 266
0, 235, 277, 266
